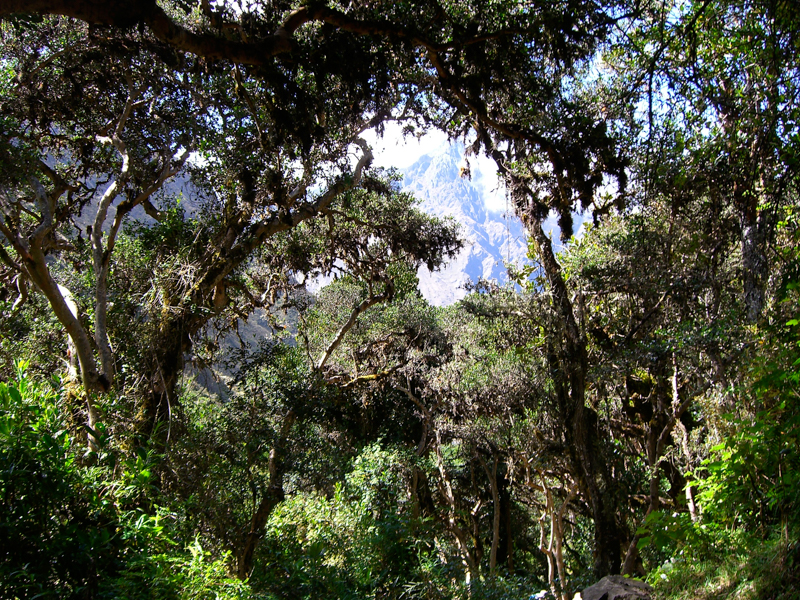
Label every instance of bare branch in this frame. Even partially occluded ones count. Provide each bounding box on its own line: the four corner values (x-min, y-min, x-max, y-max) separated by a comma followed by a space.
316, 280, 394, 371
29, 176, 56, 249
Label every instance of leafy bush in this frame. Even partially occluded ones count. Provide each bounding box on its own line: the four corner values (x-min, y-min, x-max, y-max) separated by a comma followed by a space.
692, 307, 800, 535
105, 521, 250, 600
0, 363, 252, 600
256, 443, 429, 600
0, 361, 117, 599
647, 282, 800, 599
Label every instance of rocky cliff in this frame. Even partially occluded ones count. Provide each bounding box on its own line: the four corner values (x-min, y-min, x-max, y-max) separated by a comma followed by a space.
400, 144, 529, 305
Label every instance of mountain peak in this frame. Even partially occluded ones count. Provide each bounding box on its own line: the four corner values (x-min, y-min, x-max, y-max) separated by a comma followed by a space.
402, 143, 528, 306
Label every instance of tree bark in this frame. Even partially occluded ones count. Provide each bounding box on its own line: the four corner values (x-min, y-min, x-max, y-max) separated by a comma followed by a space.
622, 357, 695, 575
740, 205, 769, 323
434, 430, 478, 580
143, 313, 189, 438
479, 453, 501, 575
528, 217, 622, 577
0, 180, 107, 447
497, 468, 514, 571
236, 410, 296, 580
536, 472, 577, 600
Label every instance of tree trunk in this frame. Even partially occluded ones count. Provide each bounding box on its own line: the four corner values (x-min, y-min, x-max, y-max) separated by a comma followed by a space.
434, 431, 479, 580
143, 313, 192, 439
740, 206, 769, 323
736, 170, 767, 324
570, 400, 621, 577
497, 469, 513, 571
622, 357, 695, 574
537, 472, 577, 600
21, 248, 106, 446
528, 217, 622, 577
236, 410, 296, 580
479, 454, 501, 575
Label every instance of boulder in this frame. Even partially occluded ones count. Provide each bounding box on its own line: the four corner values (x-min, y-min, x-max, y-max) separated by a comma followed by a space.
578, 575, 653, 600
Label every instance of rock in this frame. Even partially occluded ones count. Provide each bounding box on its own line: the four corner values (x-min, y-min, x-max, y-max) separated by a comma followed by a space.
578, 575, 653, 600
400, 143, 530, 306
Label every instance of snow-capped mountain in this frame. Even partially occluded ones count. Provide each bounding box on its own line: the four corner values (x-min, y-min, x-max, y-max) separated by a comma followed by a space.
400, 144, 529, 306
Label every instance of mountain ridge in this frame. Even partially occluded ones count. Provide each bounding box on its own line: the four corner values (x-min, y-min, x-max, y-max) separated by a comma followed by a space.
400, 144, 529, 306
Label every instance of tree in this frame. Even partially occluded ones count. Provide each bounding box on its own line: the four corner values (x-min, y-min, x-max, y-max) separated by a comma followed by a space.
1, 21, 202, 439
1, 1, 626, 444
472, 125, 626, 576
2, 0, 687, 583
607, 0, 800, 322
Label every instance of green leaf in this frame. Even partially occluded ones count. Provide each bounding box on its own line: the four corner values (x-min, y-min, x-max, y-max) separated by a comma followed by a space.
8, 386, 22, 404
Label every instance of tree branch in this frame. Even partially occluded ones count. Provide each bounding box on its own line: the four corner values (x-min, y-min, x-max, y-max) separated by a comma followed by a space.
316, 280, 394, 371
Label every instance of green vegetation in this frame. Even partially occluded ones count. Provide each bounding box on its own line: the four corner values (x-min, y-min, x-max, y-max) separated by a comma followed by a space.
651, 533, 799, 600
1, 1, 799, 599
0, 363, 249, 599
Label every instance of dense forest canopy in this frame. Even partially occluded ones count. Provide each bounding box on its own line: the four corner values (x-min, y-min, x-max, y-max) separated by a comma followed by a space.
1, 1, 798, 599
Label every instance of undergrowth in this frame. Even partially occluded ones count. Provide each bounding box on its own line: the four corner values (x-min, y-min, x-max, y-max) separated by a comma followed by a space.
651, 531, 800, 600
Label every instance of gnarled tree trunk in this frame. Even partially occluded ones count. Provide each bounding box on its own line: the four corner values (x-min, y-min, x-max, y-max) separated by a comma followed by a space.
528, 217, 623, 577
236, 410, 296, 580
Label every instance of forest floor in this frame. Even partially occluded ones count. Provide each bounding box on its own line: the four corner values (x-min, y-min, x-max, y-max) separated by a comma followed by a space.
651, 533, 800, 600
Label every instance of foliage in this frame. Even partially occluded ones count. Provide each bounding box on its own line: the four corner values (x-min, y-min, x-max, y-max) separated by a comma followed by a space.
691, 286, 800, 534
0, 362, 117, 598
642, 242, 800, 598
0, 295, 66, 382
256, 443, 425, 599
1, 0, 800, 598
105, 526, 250, 600
0, 362, 253, 599
650, 532, 800, 600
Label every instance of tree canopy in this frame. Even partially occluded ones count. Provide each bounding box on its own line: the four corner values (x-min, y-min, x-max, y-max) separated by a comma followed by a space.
1, 1, 799, 599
